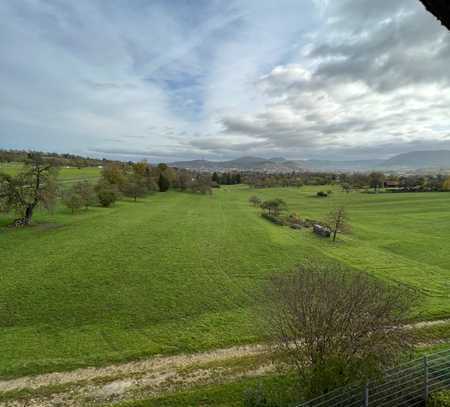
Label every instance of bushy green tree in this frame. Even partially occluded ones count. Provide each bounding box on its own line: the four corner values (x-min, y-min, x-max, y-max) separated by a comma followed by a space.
158, 173, 170, 192
62, 190, 84, 213
101, 164, 126, 188
122, 174, 148, 201
261, 199, 287, 216
95, 181, 118, 207
130, 162, 158, 192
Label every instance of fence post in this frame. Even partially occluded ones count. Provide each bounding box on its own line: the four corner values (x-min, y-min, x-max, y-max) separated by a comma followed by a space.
364, 382, 369, 407
424, 355, 429, 405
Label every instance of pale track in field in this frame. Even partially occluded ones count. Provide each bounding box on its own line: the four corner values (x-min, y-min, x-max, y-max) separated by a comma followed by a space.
0, 318, 449, 406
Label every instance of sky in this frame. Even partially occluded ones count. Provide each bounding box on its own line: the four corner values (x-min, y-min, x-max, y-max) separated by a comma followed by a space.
1, 0, 450, 162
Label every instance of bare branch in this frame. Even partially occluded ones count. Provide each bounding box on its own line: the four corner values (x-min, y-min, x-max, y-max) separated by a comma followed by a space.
265, 261, 416, 398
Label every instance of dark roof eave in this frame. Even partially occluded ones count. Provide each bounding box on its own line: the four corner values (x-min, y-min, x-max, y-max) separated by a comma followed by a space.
419, 0, 450, 30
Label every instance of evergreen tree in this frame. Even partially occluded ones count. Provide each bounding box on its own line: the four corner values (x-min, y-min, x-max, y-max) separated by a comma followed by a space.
158, 173, 170, 192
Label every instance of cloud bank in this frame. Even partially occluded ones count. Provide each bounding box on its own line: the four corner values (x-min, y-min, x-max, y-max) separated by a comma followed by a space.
1, 0, 449, 161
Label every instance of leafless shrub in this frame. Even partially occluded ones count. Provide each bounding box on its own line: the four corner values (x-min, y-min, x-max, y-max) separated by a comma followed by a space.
266, 261, 416, 398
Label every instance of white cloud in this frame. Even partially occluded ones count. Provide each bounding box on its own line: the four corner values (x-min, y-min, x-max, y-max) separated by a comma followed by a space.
1, 0, 449, 161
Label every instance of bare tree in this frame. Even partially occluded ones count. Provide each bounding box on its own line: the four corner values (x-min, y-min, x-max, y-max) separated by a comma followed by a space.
325, 207, 350, 242
266, 261, 415, 399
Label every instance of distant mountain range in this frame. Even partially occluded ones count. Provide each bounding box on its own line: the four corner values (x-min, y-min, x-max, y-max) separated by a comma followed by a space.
382, 150, 450, 169
171, 150, 450, 172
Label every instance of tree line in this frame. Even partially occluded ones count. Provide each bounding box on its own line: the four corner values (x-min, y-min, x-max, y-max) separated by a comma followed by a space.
211, 172, 241, 185
240, 170, 450, 192
244, 171, 336, 188
0, 148, 121, 168
340, 171, 450, 193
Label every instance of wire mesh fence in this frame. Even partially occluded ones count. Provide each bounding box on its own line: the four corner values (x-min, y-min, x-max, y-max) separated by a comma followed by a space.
297, 348, 450, 407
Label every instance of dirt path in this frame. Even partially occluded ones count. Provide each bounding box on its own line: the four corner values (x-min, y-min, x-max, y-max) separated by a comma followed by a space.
0, 343, 273, 407
0, 318, 448, 406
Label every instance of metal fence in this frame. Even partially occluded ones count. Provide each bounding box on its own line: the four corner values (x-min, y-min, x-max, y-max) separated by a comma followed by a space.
297, 348, 450, 407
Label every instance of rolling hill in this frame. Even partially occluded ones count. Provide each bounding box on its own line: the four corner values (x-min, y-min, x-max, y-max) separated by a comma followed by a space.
382, 150, 450, 169
171, 150, 450, 172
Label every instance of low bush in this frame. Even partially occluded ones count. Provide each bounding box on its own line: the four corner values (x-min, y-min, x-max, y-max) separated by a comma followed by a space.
316, 191, 328, 197
261, 212, 284, 225
286, 212, 301, 224
430, 391, 450, 407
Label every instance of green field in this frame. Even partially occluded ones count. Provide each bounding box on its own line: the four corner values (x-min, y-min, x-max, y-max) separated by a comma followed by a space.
0, 185, 449, 378
114, 374, 298, 407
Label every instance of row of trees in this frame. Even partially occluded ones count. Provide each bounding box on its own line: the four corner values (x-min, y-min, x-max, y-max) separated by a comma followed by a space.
244, 171, 337, 188
241, 170, 450, 192
0, 148, 121, 168
62, 163, 213, 213
0, 154, 213, 225
211, 172, 241, 185
340, 172, 450, 193
395, 174, 450, 192
173, 169, 213, 194
40, 161, 174, 215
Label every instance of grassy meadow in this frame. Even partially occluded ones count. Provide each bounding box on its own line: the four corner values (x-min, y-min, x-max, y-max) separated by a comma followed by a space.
0, 181, 449, 378
0, 162, 101, 187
